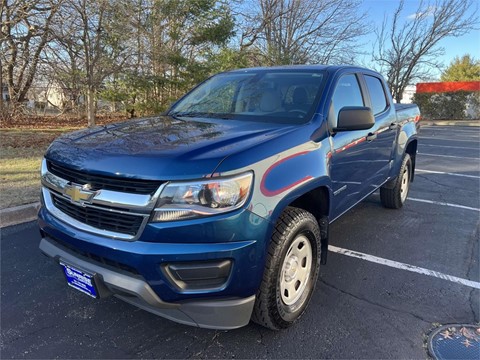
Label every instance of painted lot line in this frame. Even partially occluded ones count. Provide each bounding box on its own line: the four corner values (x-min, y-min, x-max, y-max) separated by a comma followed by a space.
420, 136, 479, 143
420, 133, 479, 139
421, 132, 479, 138
420, 144, 479, 150
408, 197, 480, 212
329, 245, 480, 290
421, 126, 479, 131
418, 152, 479, 159
416, 169, 480, 179
421, 126, 480, 133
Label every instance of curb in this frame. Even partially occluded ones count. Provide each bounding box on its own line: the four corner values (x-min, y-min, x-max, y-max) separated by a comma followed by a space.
0, 203, 41, 228
421, 120, 480, 127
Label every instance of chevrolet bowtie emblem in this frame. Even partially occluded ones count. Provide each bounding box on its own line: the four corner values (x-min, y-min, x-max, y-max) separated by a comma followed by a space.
64, 184, 95, 205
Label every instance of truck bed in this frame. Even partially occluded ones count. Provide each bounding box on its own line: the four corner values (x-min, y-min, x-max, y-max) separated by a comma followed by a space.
395, 103, 420, 122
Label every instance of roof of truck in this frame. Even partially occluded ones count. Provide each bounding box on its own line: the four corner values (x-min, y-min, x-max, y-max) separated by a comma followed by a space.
227, 64, 372, 73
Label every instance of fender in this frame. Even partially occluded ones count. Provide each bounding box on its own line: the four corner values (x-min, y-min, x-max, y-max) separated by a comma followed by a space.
265, 176, 333, 265
267, 176, 333, 226
388, 118, 419, 180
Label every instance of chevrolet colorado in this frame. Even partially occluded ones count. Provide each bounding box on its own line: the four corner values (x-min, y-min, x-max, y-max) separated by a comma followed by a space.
39, 65, 420, 330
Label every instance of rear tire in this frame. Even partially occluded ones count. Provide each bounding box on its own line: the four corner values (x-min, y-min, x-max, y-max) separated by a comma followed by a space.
251, 207, 321, 330
380, 153, 412, 209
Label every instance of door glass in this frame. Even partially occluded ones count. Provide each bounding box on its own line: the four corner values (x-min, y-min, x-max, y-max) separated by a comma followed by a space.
330, 74, 364, 128
364, 75, 388, 115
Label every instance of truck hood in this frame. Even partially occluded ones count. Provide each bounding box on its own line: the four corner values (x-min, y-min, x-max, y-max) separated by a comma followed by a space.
45, 116, 297, 180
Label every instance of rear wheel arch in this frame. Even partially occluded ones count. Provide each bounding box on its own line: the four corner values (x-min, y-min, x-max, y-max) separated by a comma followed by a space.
381, 152, 412, 209
405, 139, 417, 181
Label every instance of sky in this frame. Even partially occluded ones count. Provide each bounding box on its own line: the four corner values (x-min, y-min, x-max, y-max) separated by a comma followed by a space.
358, 0, 480, 79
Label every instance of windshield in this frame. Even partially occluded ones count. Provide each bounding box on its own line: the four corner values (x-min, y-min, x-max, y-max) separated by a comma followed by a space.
169, 70, 325, 124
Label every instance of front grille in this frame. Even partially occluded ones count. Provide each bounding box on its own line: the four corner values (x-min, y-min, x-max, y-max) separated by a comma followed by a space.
51, 194, 144, 236
47, 161, 162, 195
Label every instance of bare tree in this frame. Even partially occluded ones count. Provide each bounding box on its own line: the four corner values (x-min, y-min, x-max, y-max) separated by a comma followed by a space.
45, 0, 131, 126
235, 0, 369, 65
0, 58, 4, 115
0, 0, 62, 111
373, 0, 478, 103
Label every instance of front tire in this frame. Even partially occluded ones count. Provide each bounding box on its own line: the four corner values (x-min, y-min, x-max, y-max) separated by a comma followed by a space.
380, 153, 412, 209
252, 207, 321, 330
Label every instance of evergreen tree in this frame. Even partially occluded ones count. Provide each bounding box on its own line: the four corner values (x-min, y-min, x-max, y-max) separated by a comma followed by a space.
441, 55, 480, 82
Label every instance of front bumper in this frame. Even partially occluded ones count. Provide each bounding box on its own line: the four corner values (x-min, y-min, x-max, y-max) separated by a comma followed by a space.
40, 236, 255, 329
38, 205, 268, 301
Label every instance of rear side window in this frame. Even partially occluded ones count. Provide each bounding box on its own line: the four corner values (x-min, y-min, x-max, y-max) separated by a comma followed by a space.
364, 75, 388, 115
330, 74, 364, 128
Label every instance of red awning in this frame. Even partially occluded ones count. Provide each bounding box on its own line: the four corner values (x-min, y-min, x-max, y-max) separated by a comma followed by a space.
416, 81, 480, 93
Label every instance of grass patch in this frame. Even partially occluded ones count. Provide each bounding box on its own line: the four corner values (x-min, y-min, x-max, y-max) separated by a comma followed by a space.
0, 115, 129, 209
0, 129, 70, 209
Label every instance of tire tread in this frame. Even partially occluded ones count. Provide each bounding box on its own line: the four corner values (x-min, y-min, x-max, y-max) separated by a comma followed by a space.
251, 207, 320, 330
380, 153, 411, 209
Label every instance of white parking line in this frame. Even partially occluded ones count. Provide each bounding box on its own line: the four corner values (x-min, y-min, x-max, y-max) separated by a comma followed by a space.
416, 169, 480, 179
422, 132, 480, 136
421, 126, 480, 133
328, 245, 480, 290
420, 144, 479, 150
408, 197, 480, 212
418, 152, 479, 160
421, 136, 479, 143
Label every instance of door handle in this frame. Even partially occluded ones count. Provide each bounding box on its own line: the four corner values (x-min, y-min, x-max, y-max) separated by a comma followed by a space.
366, 132, 377, 141
389, 122, 398, 130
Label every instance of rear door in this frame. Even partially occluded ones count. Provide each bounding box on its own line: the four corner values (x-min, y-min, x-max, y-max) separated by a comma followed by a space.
361, 74, 398, 187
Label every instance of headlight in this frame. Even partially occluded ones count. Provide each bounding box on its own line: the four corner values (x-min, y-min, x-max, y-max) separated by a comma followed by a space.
151, 172, 253, 222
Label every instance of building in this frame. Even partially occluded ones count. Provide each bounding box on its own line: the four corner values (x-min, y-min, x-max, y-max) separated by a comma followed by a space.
400, 85, 416, 104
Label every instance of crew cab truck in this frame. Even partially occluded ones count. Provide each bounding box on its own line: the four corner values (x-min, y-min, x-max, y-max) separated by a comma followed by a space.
39, 65, 420, 330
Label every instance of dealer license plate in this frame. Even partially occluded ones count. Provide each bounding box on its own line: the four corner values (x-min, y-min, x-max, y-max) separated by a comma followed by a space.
60, 262, 98, 299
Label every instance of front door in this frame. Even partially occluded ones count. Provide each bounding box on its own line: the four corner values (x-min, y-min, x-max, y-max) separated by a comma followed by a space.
329, 73, 384, 219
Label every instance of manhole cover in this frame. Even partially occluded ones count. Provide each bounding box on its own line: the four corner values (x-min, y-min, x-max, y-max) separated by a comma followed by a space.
428, 324, 480, 360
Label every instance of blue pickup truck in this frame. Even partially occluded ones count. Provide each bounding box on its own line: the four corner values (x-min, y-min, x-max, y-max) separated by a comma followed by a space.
39, 65, 420, 330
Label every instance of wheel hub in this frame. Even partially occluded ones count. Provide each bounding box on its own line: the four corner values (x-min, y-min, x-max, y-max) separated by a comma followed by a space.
280, 235, 313, 306
400, 166, 410, 202
284, 255, 299, 282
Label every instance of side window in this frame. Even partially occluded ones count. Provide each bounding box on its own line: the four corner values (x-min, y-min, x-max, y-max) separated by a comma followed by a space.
364, 75, 388, 115
330, 74, 364, 128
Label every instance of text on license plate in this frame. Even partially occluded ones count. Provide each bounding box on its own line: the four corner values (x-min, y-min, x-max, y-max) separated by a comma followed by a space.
60, 262, 98, 299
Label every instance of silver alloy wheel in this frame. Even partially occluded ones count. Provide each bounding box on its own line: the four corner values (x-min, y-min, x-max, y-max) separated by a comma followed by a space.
400, 165, 410, 203
280, 234, 313, 306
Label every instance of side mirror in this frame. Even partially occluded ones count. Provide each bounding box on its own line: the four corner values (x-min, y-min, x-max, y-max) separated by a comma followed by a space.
334, 106, 374, 131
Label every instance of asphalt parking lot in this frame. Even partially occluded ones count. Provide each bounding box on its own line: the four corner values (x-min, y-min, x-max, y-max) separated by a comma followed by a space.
1, 125, 479, 359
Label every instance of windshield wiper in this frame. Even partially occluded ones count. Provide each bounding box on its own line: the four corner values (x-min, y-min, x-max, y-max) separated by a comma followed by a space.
169, 111, 234, 119
169, 111, 210, 118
